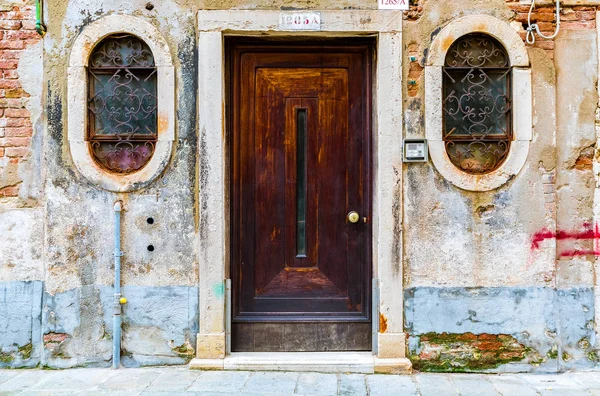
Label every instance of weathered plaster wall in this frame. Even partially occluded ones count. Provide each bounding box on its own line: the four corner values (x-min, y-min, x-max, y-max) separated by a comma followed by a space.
402, 0, 599, 372
0, 0, 46, 368
37, 0, 199, 368
2, 0, 600, 372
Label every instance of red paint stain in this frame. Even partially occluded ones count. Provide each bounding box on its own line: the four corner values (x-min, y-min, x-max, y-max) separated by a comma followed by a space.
531, 223, 600, 257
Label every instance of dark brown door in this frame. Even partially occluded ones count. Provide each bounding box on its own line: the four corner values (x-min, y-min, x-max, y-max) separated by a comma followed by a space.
230, 41, 372, 351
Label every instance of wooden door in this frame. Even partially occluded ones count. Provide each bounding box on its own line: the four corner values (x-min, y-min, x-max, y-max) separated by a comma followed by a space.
230, 41, 372, 352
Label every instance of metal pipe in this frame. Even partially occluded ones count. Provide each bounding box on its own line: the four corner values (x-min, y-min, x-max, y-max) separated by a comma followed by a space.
112, 201, 123, 369
35, 0, 46, 37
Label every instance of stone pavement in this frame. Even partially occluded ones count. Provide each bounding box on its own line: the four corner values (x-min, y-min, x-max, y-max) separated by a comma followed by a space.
0, 367, 600, 395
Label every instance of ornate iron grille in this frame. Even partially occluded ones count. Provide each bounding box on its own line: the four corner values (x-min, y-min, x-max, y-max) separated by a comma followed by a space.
87, 34, 157, 174
443, 33, 512, 174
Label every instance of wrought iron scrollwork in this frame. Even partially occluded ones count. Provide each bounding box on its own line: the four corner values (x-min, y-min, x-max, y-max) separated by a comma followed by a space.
87, 34, 157, 174
443, 33, 512, 174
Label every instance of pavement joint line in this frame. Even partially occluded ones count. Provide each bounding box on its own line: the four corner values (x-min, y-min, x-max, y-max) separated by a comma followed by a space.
292, 372, 301, 394
447, 374, 462, 395
187, 367, 204, 391
364, 374, 370, 396
182, 369, 199, 391
239, 370, 253, 392
409, 373, 419, 395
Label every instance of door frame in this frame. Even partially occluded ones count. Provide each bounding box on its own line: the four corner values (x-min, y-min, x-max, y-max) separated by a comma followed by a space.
195, 9, 406, 364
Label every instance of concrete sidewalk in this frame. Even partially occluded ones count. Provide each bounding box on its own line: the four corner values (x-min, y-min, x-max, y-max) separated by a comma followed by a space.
0, 367, 599, 395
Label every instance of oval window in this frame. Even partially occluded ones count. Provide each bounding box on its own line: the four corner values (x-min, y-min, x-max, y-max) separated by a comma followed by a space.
443, 33, 512, 174
87, 34, 157, 174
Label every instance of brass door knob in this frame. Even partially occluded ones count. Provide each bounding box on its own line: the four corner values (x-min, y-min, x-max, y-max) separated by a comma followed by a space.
347, 211, 360, 224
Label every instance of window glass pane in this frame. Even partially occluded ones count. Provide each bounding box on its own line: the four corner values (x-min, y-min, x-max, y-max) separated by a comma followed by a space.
89, 69, 157, 137
443, 68, 510, 139
87, 34, 157, 174
443, 33, 511, 175
445, 140, 510, 174
296, 108, 307, 258
89, 35, 155, 68
445, 34, 509, 68
90, 141, 155, 174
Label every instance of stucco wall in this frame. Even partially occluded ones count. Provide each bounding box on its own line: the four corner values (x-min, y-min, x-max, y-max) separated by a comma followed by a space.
1, 0, 599, 372
402, 0, 600, 372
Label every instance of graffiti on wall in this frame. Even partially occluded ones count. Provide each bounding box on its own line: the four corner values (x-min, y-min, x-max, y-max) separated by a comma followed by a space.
531, 223, 600, 257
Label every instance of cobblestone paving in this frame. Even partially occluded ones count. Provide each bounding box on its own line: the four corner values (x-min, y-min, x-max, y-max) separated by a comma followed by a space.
0, 367, 600, 395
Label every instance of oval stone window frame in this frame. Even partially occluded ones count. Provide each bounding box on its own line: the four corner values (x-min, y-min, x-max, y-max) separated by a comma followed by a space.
425, 15, 532, 191
68, 15, 174, 192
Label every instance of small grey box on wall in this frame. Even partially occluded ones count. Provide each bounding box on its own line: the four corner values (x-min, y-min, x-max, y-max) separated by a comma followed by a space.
403, 139, 428, 162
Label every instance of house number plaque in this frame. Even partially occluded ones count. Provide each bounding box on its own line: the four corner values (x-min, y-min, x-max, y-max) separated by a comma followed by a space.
378, 0, 409, 10
279, 12, 321, 30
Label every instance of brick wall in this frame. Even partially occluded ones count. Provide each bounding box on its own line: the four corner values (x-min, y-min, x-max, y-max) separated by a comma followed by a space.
507, 2, 596, 57
0, 5, 39, 198
404, 1, 598, 57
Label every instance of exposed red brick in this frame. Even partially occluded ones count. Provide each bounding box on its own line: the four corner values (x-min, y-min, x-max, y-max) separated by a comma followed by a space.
4, 108, 28, 118
477, 333, 498, 341
572, 6, 595, 11
0, 186, 19, 197
0, 20, 20, 30
43, 333, 69, 343
0, 136, 31, 147
5, 127, 32, 137
0, 98, 25, 108
0, 117, 30, 127
0, 11, 24, 20
0, 60, 18, 70
510, 4, 536, 12
5, 30, 40, 41
20, 20, 35, 30
0, 50, 23, 60
0, 79, 20, 89
5, 146, 29, 157
561, 20, 596, 29
0, 40, 24, 50
3, 70, 19, 79
473, 341, 504, 351
455, 333, 478, 341
529, 13, 558, 22
575, 152, 594, 170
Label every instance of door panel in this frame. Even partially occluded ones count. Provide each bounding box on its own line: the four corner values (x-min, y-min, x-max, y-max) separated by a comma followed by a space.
230, 41, 372, 351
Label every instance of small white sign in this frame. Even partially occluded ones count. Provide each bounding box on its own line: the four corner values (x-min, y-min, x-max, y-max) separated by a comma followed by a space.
279, 12, 321, 31
406, 143, 424, 158
378, 0, 409, 10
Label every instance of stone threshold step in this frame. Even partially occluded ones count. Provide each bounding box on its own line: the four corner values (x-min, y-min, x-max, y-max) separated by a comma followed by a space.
189, 352, 412, 374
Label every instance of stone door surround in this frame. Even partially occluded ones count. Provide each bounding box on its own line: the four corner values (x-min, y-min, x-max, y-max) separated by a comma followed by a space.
193, 9, 410, 373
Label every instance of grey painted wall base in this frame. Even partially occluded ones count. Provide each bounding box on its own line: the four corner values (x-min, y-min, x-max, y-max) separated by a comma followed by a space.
2, 281, 598, 371
405, 287, 598, 373
0, 282, 198, 368
0, 281, 42, 368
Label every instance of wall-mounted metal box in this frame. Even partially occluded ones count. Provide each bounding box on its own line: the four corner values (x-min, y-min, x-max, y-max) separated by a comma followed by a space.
403, 139, 428, 163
